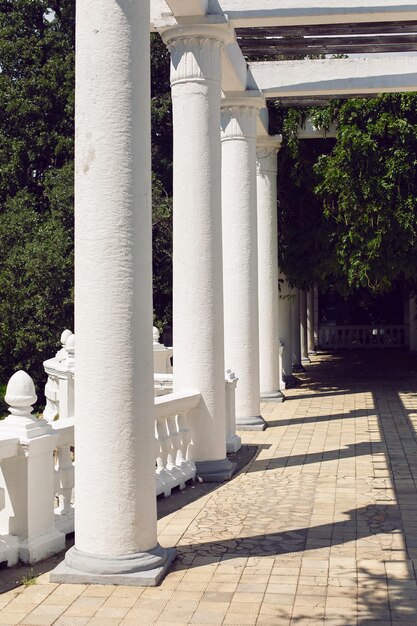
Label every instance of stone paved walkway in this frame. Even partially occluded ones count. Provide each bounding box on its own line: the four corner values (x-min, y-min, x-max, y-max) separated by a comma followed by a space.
2, 351, 417, 625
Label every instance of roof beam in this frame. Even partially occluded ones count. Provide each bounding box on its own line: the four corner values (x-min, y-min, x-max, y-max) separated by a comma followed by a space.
208, 1, 417, 28
165, 0, 208, 16
248, 57, 417, 98
236, 21, 417, 37
239, 34, 417, 57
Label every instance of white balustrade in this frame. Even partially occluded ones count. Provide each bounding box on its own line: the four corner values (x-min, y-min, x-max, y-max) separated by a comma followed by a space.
0, 436, 20, 566
43, 329, 75, 422
319, 324, 406, 350
0, 326, 237, 565
0, 371, 65, 565
52, 419, 75, 536
225, 370, 241, 453
43, 331, 76, 536
153, 326, 173, 375
154, 392, 200, 497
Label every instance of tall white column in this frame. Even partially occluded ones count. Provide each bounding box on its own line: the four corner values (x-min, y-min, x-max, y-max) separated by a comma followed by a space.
314, 284, 320, 347
300, 290, 310, 364
292, 289, 304, 372
257, 136, 284, 402
162, 25, 235, 481
222, 95, 266, 430
409, 297, 417, 352
51, 0, 174, 585
307, 288, 316, 354
279, 275, 294, 386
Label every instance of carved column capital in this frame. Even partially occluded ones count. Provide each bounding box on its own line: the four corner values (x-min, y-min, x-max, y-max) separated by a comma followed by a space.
162, 24, 232, 85
221, 93, 265, 141
256, 135, 282, 175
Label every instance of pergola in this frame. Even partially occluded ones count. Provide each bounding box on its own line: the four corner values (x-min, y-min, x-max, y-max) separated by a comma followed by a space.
51, 0, 417, 586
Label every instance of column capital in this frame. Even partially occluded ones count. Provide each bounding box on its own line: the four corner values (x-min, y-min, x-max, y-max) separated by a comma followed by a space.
256, 135, 282, 175
161, 22, 233, 85
257, 134, 282, 152
221, 92, 265, 141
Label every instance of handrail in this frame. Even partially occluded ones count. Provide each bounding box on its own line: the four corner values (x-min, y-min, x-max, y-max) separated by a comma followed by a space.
154, 391, 201, 419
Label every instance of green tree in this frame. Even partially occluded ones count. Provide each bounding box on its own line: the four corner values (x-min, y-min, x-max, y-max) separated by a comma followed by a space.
271, 94, 417, 297
315, 94, 417, 294
150, 33, 173, 329
0, 1, 75, 388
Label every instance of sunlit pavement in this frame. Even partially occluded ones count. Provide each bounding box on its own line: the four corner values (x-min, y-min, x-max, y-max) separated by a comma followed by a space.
2, 350, 417, 625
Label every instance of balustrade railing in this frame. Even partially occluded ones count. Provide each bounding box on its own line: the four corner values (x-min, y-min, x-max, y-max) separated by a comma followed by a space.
154, 392, 200, 497
319, 324, 406, 350
0, 325, 239, 565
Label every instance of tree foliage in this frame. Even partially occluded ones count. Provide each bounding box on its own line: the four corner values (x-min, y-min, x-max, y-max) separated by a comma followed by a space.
272, 94, 417, 296
0, 8, 174, 390
316, 94, 417, 294
0, 1, 75, 387
150, 34, 173, 329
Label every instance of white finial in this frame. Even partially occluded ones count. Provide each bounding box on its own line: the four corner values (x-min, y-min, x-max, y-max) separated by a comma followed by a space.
5, 370, 37, 417
65, 334, 75, 370
153, 326, 160, 344
60, 329, 73, 347
65, 333, 75, 354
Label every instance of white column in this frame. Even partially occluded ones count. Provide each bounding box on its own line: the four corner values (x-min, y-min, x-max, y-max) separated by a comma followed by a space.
257, 136, 284, 402
279, 275, 294, 385
51, 0, 173, 585
163, 25, 235, 481
300, 290, 310, 364
222, 95, 266, 431
314, 284, 319, 347
307, 288, 316, 354
292, 289, 303, 372
409, 297, 417, 351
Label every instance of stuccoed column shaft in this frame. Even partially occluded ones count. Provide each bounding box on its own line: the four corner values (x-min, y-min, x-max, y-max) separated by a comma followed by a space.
307, 288, 316, 354
279, 275, 294, 386
300, 290, 310, 364
163, 25, 235, 481
222, 95, 266, 431
292, 289, 303, 372
257, 136, 284, 402
52, 0, 174, 585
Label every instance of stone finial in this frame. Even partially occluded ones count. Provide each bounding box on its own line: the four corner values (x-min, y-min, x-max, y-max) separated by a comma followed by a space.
5, 370, 37, 417
4, 371, 51, 439
60, 329, 73, 348
65, 334, 75, 370
153, 326, 160, 344
57, 329, 73, 362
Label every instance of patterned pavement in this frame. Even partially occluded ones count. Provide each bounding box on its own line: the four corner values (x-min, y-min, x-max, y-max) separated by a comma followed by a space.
2, 350, 417, 625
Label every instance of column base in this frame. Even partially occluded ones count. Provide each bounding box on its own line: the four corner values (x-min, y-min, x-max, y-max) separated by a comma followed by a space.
301, 357, 311, 365
292, 364, 305, 373
283, 375, 299, 389
236, 415, 267, 431
308, 350, 317, 356
50, 544, 176, 587
261, 390, 285, 403
19, 528, 66, 565
226, 435, 242, 454
195, 458, 237, 482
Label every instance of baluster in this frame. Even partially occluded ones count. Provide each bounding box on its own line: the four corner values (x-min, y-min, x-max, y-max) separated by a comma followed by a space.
166, 415, 180, 469
177, 412, 190, 465
155, 418, 172, 497
55, 445, 74, 515
177, 411, 196, 483
44, 374, 59, 422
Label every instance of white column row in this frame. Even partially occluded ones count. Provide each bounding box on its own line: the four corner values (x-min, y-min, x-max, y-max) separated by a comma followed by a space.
54, 12, 314, 587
